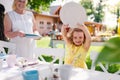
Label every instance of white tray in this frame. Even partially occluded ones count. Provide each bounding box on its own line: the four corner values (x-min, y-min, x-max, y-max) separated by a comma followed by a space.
25, 34, 42, 39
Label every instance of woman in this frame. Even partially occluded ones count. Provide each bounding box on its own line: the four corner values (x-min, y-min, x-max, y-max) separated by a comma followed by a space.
61, 24, 91, 68
4, 0, 40, 59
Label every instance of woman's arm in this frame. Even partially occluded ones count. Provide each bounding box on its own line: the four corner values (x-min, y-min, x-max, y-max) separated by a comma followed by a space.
32, 15, 38, 33
32, 13, 41, 36
4, 13, 25, 38
77, 24, 91, 51
32, 14, 42, 39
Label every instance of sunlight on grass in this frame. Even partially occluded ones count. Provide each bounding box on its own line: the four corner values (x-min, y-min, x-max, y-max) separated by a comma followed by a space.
36, 36, 65, 48
36, 36, 51, 48
88, 46, 103, 53
86, 46, 103, 58
55, 44, 65, 48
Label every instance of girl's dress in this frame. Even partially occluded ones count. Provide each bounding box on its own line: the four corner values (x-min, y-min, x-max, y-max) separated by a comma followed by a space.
64, 44, 88, 68
7, 10, 36, 59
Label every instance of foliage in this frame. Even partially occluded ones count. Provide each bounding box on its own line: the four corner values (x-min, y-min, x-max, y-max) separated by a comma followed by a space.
95, 37, 120, 64
80, 0, 94, 16
38, 55, 59, 64
107, 64, 120, 73
36, 36, 51, 48
86, 56, 92, 69
93, 0, 105, 22
27, 0, 55, 13
108, 2, 120, 18
80, 0, 105, 22
86, 55, 120, 73
107, 1, 120, 32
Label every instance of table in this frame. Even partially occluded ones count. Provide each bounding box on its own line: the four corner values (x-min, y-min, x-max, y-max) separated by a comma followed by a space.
0, 61, 120, 80
70, 68, 120, 80
0, 61, 52, 80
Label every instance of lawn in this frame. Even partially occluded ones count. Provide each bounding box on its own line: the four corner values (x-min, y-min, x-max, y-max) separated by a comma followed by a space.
36, 36, 120, 73
36, 36, 51, 48
36, 36, 65, 48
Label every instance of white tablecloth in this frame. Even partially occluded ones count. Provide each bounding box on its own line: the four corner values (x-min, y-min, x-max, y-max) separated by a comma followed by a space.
0, 61, 51, 80
0, 62, 120, 80
70, 68, 120, 80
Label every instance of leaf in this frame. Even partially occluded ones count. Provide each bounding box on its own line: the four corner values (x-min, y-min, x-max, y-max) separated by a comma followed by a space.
95, 37, 120, 64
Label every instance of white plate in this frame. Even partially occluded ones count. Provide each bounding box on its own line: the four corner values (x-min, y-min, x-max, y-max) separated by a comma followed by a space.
60, 2, 87, 28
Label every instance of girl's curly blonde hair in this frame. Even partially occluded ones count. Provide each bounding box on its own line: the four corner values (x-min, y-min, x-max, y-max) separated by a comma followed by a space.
67, 28, 86, 44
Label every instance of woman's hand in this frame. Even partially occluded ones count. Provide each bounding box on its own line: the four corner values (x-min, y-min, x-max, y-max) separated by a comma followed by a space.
16, 31, 25, 37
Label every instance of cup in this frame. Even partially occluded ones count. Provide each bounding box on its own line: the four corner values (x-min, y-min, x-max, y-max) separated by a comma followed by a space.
6, 54, 16, 67
59, 64, 72, 80
22, 70, 39, 80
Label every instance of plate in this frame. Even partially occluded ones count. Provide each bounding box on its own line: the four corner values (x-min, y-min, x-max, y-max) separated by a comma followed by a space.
25, 34, 42, 39
60, 2, 87, 28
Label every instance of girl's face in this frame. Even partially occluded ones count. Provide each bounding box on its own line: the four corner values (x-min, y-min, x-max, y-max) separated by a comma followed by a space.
72, 31, 84, 46
15, 0, 27, 11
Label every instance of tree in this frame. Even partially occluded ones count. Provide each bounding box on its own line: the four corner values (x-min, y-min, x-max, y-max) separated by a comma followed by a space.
27, 0, 55, 13
107, 2, 120, 33
80, 0, 94, 16
94, 0, 105, 22
107, 2, 120, 18
80, 0, 105, 23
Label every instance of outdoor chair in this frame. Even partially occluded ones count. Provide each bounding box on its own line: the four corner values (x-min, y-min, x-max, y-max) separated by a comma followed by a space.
90, 50, 120, 75
90, 50, 108, 73
35, 48, 65, 65
0, 40, 16, 55
115, 70, 120, 75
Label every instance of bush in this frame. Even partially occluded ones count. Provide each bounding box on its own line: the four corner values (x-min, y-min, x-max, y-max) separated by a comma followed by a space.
86, 55, 120, 73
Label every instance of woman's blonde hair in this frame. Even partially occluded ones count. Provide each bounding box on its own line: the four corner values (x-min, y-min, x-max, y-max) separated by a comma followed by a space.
12, 0, 17, 10
12, 0, 28, 10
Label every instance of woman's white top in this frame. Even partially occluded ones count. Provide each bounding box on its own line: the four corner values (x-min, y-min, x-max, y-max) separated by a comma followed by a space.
7, 10, 36, 59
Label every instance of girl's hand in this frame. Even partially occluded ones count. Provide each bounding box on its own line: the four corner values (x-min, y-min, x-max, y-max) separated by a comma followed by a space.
62, 24, 70, 32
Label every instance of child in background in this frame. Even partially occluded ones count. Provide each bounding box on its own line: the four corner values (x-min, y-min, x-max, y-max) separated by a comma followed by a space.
61, 23, 91, 69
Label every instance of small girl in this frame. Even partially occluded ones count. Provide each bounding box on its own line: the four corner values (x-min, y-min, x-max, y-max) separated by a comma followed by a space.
61, 23, 91, 68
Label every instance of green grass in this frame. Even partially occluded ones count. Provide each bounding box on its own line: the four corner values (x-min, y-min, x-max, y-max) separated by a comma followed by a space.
36, 36, 64, 48
36, 36, 51, 48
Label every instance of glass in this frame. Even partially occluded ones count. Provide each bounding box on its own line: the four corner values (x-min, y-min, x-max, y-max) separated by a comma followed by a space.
0, 59, 3, 70
6, 54, 16, 67
22, 70, 39, 80
59, 64, 72, 80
